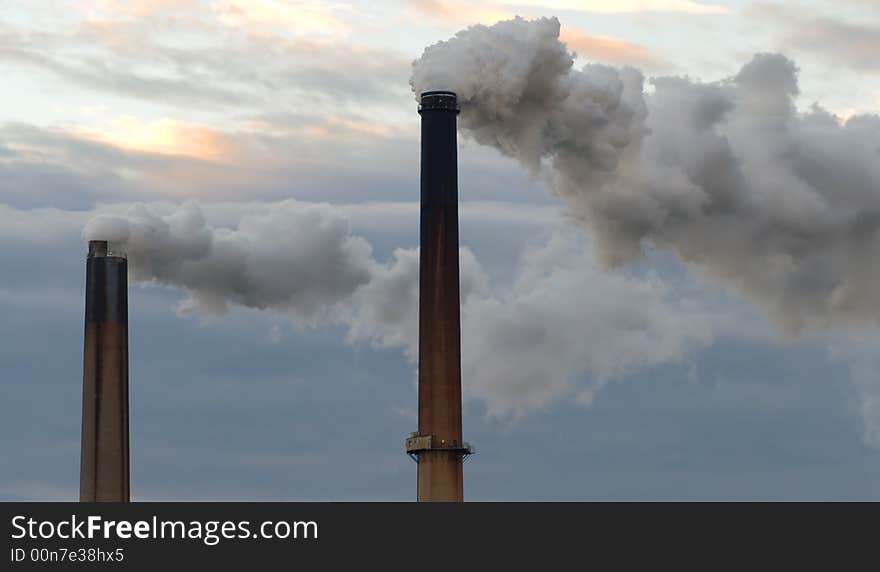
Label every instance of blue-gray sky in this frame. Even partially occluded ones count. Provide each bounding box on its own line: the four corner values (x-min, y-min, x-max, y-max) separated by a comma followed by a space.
3, 0, 880, 500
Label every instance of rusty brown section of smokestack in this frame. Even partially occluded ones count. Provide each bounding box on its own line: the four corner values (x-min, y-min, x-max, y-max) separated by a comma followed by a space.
405, 90, 471, 502
80, 240, 130, 502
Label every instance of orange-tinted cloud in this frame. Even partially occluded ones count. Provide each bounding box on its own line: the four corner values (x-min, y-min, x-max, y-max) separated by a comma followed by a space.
408, 3, 669, 70
409, 0, 726, 21
211, 0, 351, 38
79, 0, 200, 20
81, 117, 236, 161
406, 0, 512, 26
300, 116, 396, 140
560, 27, 667, 70
507, 0, 726, 14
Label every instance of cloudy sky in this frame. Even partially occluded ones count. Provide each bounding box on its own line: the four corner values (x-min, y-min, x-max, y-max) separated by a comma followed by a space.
4, 0, 880, 500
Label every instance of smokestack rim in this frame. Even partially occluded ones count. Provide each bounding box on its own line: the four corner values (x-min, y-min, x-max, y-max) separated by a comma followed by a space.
87, 239, 127, 259
418, 90, 460, 114
88, 240, 108, 258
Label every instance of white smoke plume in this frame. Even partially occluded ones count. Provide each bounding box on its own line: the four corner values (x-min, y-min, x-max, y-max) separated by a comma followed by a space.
463, 233, 711, 415
412, 16, 880, 333
83, 201, 374, 322
83, 201, 710, 416
347, 231, 711, 416
349, 232, 712, 416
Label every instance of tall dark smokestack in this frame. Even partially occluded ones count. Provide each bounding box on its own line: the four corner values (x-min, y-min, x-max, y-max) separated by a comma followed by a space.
405, 90, 471, 502
80, 240, 130, 502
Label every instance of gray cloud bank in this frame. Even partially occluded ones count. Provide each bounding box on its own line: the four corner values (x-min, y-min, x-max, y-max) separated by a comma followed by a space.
0, 11, 410, 113
750, 2, 880, 73
412, 16, 880, 333
83, 201, 710, 416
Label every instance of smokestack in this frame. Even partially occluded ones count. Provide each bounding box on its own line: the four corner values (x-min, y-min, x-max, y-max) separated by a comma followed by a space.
405, 90, 472, 502
80, 240, 130, 502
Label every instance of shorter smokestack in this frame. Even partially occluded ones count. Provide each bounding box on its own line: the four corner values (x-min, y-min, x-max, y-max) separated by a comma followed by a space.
80, 240, 130, 502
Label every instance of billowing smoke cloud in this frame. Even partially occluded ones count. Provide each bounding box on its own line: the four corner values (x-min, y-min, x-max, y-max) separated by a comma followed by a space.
412, 16, 880, 332
345, 246, 490, 359
83, 201, 710, 416
463, 233, 711, 416
411, 16, 646, 180
83, 201, 374, 322
347, 230, 712, 417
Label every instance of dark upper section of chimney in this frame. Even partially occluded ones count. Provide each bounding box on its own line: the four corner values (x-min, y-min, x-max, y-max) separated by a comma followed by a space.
85, 242, 128, 323
419, 90, 460, 114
